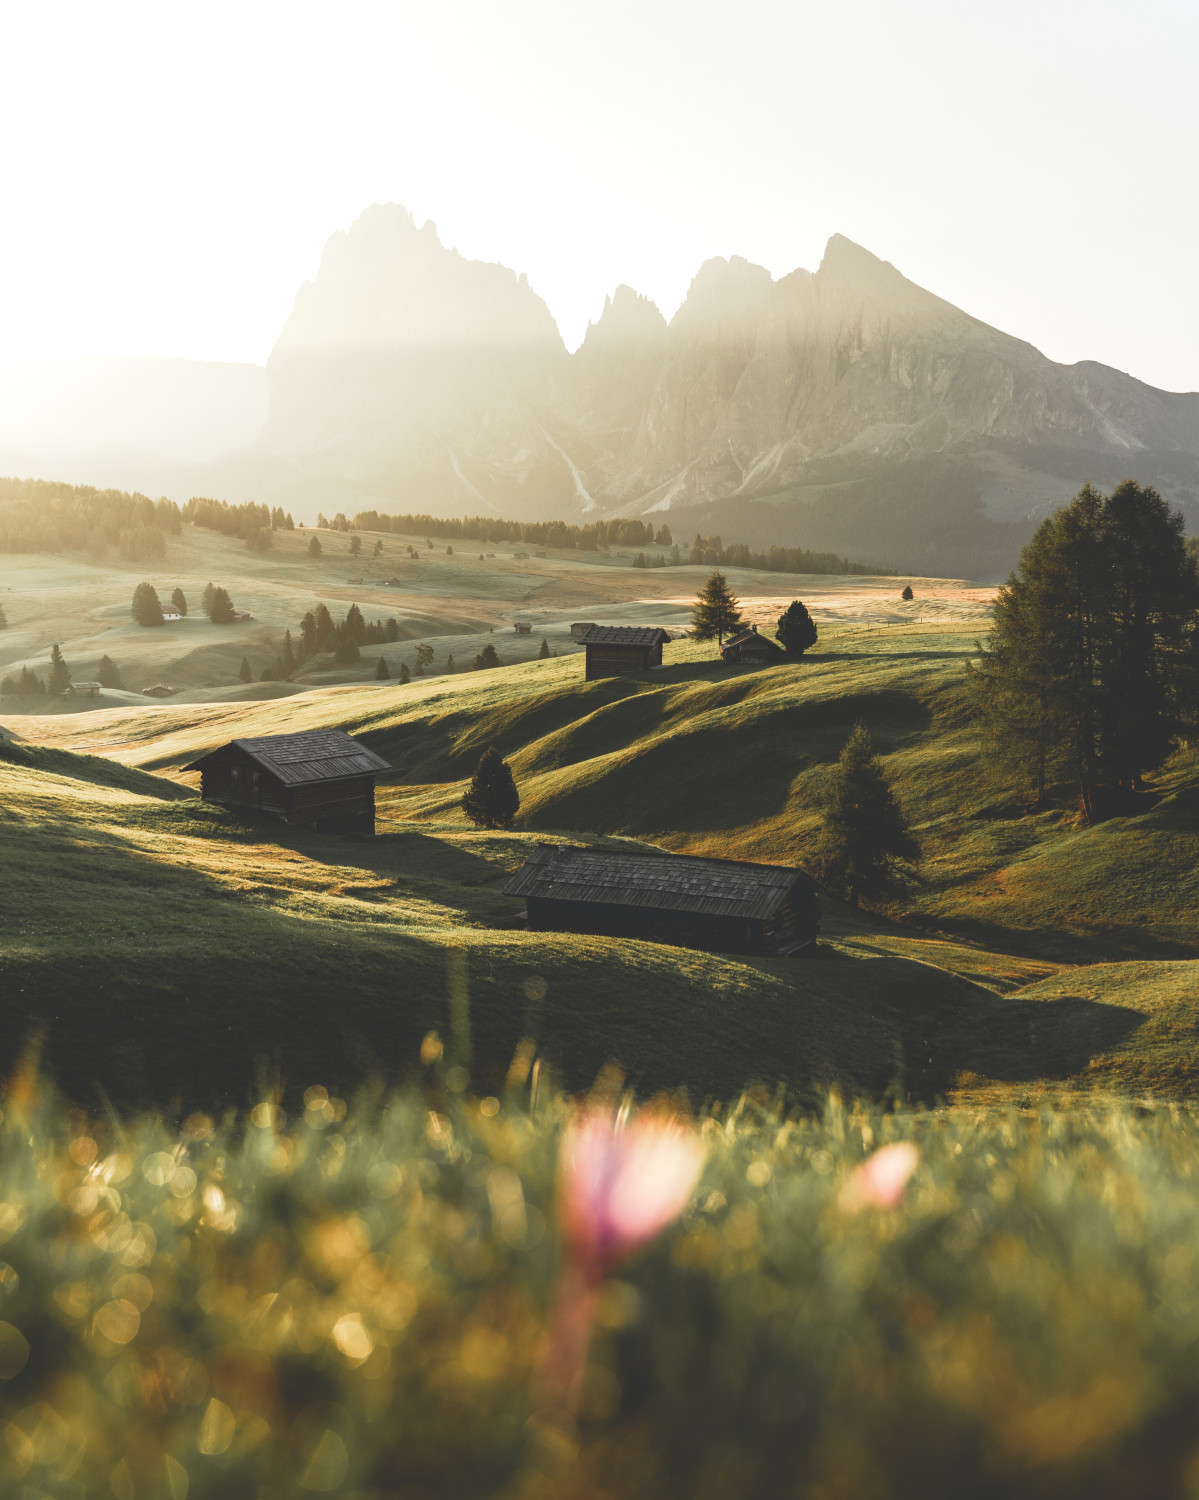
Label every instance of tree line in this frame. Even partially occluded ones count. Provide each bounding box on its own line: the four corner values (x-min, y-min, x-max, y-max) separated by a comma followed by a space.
184, 497, 295, 551
0, 478, 182, 559
333, 509, 877, 576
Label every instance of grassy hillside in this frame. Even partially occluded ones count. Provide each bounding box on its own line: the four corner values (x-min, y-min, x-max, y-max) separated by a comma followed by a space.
4, 612, 1199, 1108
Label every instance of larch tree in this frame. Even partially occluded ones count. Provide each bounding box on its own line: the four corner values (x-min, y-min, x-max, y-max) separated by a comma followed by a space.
132, 582, 165, 627
776, 600, 819, 658
307, 535, 322, 559
171, 587, 187, 616
539, 637, 551, 659
691, 570, 744, 644
206, 587, 236, 624
97, 655, 123, 689
970, 481, 1199, 819
375, 655, 389, 679
815, 722, 919, 908
350, 535, 362, 557
462, 746, 520, 829
238, 656, 253, 683
47, 644, 71, 697
399, 662, 411, 684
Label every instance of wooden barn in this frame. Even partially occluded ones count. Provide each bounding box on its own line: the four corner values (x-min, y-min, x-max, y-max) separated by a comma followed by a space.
184, 729, 390, 835
578, 625, 670, 680
720, 625, 788, 666
504, 844, 819, 957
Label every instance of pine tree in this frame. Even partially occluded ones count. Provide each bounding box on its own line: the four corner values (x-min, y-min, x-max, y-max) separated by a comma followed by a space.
462, 745, 520, 829
239, 656, 252, 683
473, 643, 500, 670
17, 666, 44, 696
776, 599, 819, 658
446, 654, 456, 673
971, 481, 1199, 818
97, 655, 123, 689
691, 570, 744, 643
399, 662, 411, 684
375, 655, 389, 679
307, 536, 322, 559
374, 539, 383, 556
132, 582, 165, 626
47, 644, 71, 696
815, 722, 919, 907
901, 585, 914, 602
207, 587, 235, 624
350, 535, 362, 557
202, 582, 215, 616
171, 587, 187, 616
655, 524, 672, 546
538, 637, 551, 659
345, 604, 366, 644
415, 643, 434, 673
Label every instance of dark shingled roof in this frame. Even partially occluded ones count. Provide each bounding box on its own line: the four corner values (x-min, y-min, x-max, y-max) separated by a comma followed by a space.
577, 625, 670, 647
722, 628, 786, 654
504, 843, 813, 921
184, 729, 390, 786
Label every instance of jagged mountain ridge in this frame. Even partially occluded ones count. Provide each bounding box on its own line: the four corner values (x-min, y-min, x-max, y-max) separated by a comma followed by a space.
254, 207, 1199, 568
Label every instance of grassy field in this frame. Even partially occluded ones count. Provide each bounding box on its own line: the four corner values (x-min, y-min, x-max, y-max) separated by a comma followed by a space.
2, 528, 1198, 1109
4, 1080, 1199, 1498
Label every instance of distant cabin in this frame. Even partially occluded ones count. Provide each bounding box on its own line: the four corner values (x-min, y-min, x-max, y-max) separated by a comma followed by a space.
142, 684, 176, 698
570, 622, 597, 639
514, 621, 532, 634
578, 625, 669, 680
70, 681, 102, 699
505, 844, 819, 957
720, 626, 787, 666
184, 729, 390, 836
161, 611, 182, 622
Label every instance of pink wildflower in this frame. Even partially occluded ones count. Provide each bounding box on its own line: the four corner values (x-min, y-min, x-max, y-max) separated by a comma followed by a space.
840, 1141, 920, 1211
543, 1108, 705, 1404
560, 1108, 706, 1275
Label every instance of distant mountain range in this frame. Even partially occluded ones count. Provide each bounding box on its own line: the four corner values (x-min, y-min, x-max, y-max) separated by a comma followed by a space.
5, 203, 1198, 576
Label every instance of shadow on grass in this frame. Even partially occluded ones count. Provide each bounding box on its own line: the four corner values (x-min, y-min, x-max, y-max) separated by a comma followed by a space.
918, 989, 1146, 1100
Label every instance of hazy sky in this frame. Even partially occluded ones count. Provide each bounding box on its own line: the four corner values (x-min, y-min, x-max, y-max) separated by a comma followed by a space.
2, 0, 1196, 388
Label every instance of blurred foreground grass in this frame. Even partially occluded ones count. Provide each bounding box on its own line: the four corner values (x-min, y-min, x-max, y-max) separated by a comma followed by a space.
4, 1060, 1199, 1499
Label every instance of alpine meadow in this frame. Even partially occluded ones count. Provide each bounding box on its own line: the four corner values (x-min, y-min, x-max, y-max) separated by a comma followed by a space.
3, 4, 1199, 1492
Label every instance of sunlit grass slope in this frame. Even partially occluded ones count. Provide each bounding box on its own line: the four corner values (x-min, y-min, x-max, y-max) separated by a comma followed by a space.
5, 617, 1199, 1106
1, 735, 996, 1111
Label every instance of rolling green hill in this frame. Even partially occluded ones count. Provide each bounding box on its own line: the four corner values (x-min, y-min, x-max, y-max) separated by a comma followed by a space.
4, 617, 1199, 1110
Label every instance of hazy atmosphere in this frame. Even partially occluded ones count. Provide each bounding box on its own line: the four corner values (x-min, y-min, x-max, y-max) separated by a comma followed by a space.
4, 4, 1199, 1496
2, 0, 1197, 385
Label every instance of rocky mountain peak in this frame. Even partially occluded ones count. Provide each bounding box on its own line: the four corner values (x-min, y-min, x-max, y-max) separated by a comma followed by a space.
271, 203, 564, 359
579, 285, 667, 356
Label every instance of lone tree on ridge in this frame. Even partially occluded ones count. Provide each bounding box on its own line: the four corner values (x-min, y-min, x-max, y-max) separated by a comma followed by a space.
691, 569, 743, 644
901, 585, 914, 601
776, 599, 819, 658
462, 745, 520, 829
375, 655, 389, 679
815, 721, 919, 908
131, 582, 165, 627
307, 535, 322, 559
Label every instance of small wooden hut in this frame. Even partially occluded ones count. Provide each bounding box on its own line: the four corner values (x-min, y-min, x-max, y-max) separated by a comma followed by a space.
720, 625, 788, 665
578, 625, 669, 680
184, 729, 390, 835
504, 844, 819, 956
